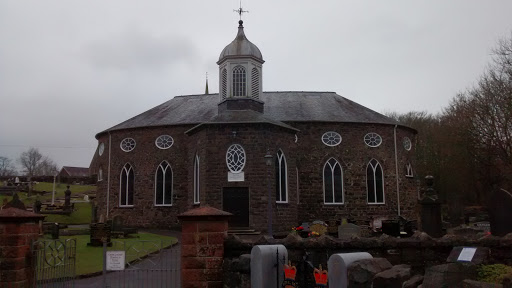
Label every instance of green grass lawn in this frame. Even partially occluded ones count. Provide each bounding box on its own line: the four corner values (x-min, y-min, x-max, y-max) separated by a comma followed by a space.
43, 202, 92, 224
0, 182, 96, 206
58, 233, 178, 276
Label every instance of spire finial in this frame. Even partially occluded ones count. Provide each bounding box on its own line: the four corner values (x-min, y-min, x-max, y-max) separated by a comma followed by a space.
205, 72, 209, 95
233, 0, 248, 21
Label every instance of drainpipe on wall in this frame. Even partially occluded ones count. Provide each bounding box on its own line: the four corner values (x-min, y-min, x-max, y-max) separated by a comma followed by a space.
394, 125, 401, 216
107, 132, 111, 218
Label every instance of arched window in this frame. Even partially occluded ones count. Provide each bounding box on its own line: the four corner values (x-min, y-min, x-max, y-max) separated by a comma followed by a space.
221, 68, 227, 100
367, 159, 384, 204
98, 167, 103, 182
232, 65, 246, 97
405, 163, 414, 177
323, 158, 343, 204
155, 161, 173, 206
194, 155, 200, 204
275, 150, 288, 203
120, 163, 134, 206
251, 68, 259, 99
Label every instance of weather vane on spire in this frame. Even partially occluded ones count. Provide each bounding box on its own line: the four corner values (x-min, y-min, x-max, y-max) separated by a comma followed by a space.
234, 0, 248, 21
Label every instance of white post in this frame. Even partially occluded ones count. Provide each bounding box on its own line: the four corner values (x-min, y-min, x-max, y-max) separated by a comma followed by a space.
52, 174, 56, 205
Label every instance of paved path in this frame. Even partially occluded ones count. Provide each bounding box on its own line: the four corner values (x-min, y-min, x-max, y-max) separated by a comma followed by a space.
73, 229, 181, 288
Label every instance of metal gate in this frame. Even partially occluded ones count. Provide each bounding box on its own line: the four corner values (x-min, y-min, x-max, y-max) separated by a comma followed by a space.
32, 239, 76, 288
103, 239, 180, 288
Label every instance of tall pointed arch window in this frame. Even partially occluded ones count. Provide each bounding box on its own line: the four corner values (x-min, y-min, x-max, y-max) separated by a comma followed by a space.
232, 65, 246, 97
405, 163, 414, 177
155, 161, 173, 206
323, 158, 343, 204
98, 167, 103, 182
120, 163, 134, 206
367, 159, 385, 204
275, 150, 288, 203
251, 68, 259, 99
221, 68, 227, 100
194, 155, 200, 204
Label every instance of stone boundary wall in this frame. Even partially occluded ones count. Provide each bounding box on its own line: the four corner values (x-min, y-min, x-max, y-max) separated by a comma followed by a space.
223, 232, 512, 287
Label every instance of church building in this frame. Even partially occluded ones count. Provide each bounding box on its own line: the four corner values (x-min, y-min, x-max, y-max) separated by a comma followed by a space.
89, 19, 418, 234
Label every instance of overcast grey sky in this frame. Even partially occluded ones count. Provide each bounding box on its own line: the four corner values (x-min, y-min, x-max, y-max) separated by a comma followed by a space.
1, 0, 512, 171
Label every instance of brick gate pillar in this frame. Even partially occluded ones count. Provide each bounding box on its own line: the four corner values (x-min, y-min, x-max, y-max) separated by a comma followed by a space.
178, 206, 232, 288
0, 207, 45, 288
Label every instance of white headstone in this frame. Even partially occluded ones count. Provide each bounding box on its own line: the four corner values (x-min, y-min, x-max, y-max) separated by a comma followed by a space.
84, 195, 89, 202
251, 245, 288, 288
15, 177, 19, 183
328, 252, 373, 288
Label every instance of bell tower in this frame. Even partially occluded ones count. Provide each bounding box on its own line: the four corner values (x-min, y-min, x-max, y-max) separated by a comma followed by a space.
217, 20, 265, 113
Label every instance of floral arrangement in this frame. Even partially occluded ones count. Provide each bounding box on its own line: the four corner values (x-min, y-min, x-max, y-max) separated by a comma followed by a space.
292, 226, 304, 232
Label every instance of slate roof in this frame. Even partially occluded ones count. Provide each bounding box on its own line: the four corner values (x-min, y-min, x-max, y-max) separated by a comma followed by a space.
97, 91, 408, 138
60, 166, 90, 177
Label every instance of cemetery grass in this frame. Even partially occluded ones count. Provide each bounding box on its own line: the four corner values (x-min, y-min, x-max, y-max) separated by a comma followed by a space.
44, 202, 92, 224
0, 182, 96, 205
58, 233, 178, 276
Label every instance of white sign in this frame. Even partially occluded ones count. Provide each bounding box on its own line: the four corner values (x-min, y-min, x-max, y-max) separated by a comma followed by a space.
228, 172, 244, 182
457, 247, 477, 262
106, 251, 126, 270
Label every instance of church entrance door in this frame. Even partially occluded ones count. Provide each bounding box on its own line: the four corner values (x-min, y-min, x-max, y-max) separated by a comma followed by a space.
223, 187, 249, 228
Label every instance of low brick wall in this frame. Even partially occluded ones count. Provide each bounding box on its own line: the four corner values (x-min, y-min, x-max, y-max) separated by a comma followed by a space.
223, 232, 512, 287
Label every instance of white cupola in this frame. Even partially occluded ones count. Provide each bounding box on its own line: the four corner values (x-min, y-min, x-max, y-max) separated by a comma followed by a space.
217, 20, 264, 102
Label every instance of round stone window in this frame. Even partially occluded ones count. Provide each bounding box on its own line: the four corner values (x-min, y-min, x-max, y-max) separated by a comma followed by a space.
364, 133, 382, 147
403, 137, 412, 151
120, 138, 136, 152
226, 144, 246, 173
98, 143, 104, 156
155, 135, 174, 149
322, 131, 342, 146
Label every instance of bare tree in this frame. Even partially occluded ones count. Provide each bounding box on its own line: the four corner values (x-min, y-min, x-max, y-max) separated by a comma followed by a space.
0, 156, 17, 176
36, 157, 59, 176
18, 148, 43, 178
452, 33, 512, 191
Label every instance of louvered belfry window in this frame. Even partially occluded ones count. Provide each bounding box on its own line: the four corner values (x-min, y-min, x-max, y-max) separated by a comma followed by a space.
232, 65, 246, 97
251, 68, 259, 99
221, 68, 227, 99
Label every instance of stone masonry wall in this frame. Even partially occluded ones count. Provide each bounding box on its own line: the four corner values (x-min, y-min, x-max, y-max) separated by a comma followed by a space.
223, 233, 512, 287
90, 120, 417, 233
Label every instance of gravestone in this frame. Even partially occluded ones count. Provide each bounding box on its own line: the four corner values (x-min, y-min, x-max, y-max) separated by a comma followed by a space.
33, 198, 42, 214
64, 186, 71, 209
250, 244, 288, 288
489, 188, 512, 236
88, 222, 111, 246
419, 176, 443, 237
473, 221, 491, 233
338, 223, 361, 240
328, 252, 373, 288
447, 246, 489, 264
4, 193, 26, 210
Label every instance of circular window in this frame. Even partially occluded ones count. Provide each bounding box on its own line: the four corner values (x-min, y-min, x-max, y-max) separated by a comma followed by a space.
403, 137, 412, 151
120, 138, 136, 152
364, 133, 382, 147
226, 144, 246, 173
155, 135, 174, 149
98, 143, 104, 156
322, 131, 342, 146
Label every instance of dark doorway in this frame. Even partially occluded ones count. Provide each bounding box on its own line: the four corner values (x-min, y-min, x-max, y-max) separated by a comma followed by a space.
223, 187, 249, 228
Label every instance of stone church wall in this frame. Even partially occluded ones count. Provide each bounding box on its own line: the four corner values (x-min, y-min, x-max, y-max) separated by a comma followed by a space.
90, 120, 417, 232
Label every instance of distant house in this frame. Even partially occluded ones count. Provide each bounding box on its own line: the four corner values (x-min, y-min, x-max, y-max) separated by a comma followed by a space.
58, 166, 91, 184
